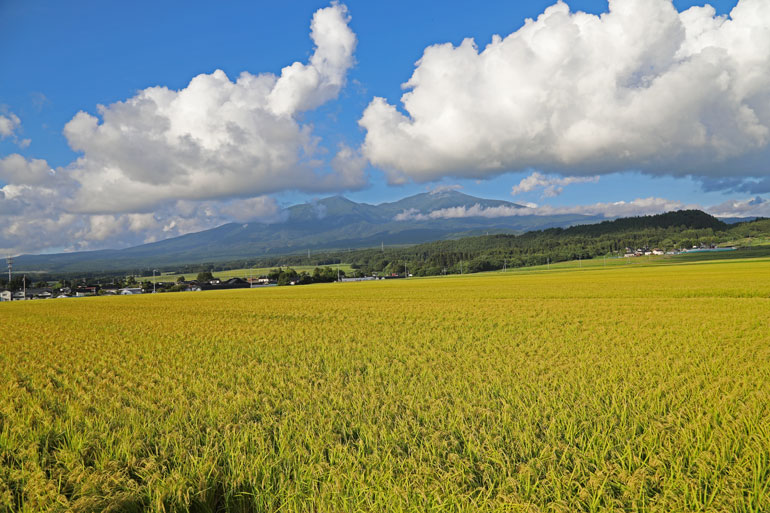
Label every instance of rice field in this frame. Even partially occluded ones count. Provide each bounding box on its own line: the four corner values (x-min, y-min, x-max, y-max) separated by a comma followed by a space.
1, 259, 769, 512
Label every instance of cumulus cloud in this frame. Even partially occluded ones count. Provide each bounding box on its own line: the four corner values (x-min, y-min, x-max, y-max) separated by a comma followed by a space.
0, 154, 56, 186
63, 2, 360, 214
512, 172, 599, 197
707, 195, 770, 217
360, 0, 770, 187
0, 3, 365, 254
394, 197, 697, 221
0, 184, 289, 254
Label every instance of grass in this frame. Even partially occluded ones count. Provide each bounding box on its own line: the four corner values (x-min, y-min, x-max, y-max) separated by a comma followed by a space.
133, 264, 355, 283
1, 258, 769, 512
491, 247, 770, 275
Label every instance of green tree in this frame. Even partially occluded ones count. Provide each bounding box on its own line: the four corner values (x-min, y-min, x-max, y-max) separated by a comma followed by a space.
196, 271, 214, 282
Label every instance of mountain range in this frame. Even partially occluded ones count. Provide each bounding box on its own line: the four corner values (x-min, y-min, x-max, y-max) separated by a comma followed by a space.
14, 191, 601, 272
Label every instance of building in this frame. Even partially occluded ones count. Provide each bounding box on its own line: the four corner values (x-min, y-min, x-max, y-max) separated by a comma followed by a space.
75, 286, 98, 297
27, 288, 53, 299
120, 287, 143, 295
0, 290, 11, 302
247, 277, 275, 286
199, 277, 251, 291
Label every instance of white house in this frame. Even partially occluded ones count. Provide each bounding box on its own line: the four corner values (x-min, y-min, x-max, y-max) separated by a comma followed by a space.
119, 287, 143, 295
0, 290, 11, 302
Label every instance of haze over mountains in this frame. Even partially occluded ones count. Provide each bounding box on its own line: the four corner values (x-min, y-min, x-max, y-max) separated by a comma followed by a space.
14, 191, 600, 272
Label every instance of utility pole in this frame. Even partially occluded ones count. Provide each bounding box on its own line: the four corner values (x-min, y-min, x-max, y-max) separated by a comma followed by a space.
153, 269, 158, 294
6, 256, 12, 300
381, 241, 384, 252
23, 273, 26, 300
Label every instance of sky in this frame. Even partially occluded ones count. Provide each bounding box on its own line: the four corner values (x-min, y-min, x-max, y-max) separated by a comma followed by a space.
1, 0, 770, 254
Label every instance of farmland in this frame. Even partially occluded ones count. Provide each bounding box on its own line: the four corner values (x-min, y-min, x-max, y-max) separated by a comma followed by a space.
1, 258, 769, 512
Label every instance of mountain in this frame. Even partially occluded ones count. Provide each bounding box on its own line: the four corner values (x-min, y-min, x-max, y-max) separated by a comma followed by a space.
13, 191, 599, 273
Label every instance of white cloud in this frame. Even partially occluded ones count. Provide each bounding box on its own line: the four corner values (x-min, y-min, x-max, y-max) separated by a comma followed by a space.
428, 184, 463, 195
512, 172, 599, 197
0, 113, 20, 138
0, 186, 290, 254
0, 112, 30, 148
394, 203, 526, 221
0, 154, 55, 186
62, 2, 360, 214
707, 195, 770, 217
394, 197, 697, 221
214, 196, 287, 224
360, 0, 770, 186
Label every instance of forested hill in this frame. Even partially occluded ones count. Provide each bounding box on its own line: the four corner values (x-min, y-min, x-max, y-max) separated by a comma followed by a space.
556, 209, 728, 235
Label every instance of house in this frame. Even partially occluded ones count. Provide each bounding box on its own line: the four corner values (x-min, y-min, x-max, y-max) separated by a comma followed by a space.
340, 276, 376, 282
199, 277, 251, 291
75, 286, 98, 297
0, 290, 11, 302
119, 287, 143, 295
247, 277, 274, 286
27, 288, 53, 299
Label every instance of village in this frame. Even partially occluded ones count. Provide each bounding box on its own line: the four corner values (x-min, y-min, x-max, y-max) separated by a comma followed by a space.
0, 265, 403, 301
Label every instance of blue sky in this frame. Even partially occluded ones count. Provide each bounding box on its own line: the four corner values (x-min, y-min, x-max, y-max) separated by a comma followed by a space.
1, 0, 769, 253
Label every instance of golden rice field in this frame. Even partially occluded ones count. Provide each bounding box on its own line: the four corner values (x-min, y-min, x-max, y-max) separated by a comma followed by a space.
1, 259, 769, 512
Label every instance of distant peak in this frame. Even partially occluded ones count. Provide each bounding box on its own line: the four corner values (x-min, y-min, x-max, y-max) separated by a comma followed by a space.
319, 195, 355, 204
428, 185, 465, 196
